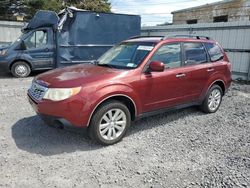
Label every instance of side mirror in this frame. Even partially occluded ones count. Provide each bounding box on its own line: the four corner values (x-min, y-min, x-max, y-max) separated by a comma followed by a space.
19, 40, 26, 50
148, 61, 165, 72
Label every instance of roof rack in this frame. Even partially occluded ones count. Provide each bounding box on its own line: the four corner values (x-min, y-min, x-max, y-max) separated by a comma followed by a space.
129, 35, 165, 39
166, 35, 211, 40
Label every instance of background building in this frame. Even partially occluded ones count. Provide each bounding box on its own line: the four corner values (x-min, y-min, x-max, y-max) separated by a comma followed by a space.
172, 0, 250, 25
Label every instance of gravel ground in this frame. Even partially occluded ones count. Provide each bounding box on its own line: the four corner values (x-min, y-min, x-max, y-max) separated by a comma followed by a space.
0, 72, 249, 188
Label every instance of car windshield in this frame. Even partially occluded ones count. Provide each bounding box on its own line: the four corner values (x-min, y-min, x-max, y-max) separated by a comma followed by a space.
97, 42, 155, 69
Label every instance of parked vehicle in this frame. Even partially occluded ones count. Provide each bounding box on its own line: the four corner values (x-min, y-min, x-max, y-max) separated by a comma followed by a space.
0, 7, 140, 77
27, 35, 232, 145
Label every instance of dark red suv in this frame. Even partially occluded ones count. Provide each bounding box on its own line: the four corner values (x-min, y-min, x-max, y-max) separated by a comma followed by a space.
28, 35, 231, 145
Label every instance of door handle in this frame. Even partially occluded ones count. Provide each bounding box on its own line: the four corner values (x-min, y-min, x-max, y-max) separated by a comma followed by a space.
207, 68, 215, 72
176, 73, 186, 78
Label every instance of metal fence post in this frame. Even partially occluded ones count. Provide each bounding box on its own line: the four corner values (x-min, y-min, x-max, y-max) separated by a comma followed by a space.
248, 60, 250, 81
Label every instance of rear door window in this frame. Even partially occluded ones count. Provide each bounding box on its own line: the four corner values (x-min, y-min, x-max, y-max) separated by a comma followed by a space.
183, 42, 208, 65
204, 43, 224, 62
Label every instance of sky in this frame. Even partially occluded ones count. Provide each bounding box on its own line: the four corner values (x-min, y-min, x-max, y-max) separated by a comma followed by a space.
109, 0, 222, 26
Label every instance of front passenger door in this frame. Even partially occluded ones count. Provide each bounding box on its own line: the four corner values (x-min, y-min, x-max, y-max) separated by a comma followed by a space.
140, 43, 188, 112
23, 29, 54, 69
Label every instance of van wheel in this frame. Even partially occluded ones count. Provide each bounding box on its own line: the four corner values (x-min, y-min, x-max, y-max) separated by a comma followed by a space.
88, 100, 131, 145
11, 61, 31, 78
200, 84, 223, 113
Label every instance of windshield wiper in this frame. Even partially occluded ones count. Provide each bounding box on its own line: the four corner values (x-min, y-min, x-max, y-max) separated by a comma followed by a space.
89, 60, 99, 65
97, 63, 115, 68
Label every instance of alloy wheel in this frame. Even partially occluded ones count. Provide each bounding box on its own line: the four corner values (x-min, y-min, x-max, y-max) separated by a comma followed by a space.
15, 64, 28, 77
208, 88, 221, 111
99, 108, 127, 141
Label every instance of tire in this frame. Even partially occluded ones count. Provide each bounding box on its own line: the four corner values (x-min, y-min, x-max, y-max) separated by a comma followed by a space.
88, 100, 131, 145
11, 61, 31, 78
200, 84, 223, 113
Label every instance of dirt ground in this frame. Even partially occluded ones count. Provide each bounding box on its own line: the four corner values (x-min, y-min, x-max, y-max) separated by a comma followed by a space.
0, 72, 249, 188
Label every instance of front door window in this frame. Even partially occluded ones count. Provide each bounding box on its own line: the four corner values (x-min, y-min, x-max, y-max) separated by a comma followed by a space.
150, 43, 182, 69
25, 30, 48, 49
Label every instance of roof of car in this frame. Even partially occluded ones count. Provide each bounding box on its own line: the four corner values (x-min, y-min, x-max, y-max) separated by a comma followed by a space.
125, 37, 164, 43
124, 35, 215, 44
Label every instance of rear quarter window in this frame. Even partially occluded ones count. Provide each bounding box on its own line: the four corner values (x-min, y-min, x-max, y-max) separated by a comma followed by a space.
204, 43, 224, 62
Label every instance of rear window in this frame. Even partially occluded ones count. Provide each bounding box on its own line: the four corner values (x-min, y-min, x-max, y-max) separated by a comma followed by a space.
204, 43, 224, 62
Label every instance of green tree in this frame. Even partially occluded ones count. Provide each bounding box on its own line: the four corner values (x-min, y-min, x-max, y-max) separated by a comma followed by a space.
0, 0, 111, 21
0, 0, 9, 19
63, 0, 111, 13
24, 0, 62, 19
0, 1, 16, 20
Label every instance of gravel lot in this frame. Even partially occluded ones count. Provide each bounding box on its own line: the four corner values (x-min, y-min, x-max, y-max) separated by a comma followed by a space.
0, 72, 249, 188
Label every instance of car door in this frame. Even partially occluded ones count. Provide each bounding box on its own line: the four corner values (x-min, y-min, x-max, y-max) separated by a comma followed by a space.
23, 28, 54, 69
140, 42, 188, 112
179, 42, 212, 102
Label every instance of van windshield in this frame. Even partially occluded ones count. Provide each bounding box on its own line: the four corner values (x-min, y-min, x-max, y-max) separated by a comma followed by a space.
97, 42, 155, 69
20, 31, 33, 40
10, 31, 32, 46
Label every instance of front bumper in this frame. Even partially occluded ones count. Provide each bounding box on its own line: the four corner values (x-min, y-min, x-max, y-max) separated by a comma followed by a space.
0, 61, 9, 73
27, 94, 89, 128
38, 113, 77, 129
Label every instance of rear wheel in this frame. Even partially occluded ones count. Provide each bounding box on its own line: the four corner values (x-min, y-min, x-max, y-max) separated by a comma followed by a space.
11, 61, 31, 78
200, 84, 223, 113
88, 100, 131, 145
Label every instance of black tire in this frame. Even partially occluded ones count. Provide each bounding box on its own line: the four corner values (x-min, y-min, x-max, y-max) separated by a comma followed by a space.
88, 100, 131, 145
11, 61, 31, 78
200, 84, 223, 113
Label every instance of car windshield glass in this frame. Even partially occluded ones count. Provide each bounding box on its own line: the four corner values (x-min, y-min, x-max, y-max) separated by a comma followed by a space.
97, 42, 155, 69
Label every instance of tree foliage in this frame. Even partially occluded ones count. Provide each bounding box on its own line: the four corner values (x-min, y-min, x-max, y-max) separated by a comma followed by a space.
63, 0, 111, 13
24, 0, 63, 19
0, 0, 111, 21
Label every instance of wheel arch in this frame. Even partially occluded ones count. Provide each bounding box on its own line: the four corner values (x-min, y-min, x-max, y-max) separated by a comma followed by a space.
87, 94, 137, 127
9, 59, 33, 71
208, 79, 226, 95
203, 79, 226, 99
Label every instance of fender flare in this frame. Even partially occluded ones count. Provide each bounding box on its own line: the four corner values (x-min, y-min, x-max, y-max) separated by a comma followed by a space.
86, 93, 139, 127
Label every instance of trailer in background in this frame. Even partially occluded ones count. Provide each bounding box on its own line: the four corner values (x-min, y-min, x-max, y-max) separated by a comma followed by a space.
0, 7, 141, 77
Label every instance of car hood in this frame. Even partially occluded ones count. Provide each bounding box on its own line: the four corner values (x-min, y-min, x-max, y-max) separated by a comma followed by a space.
35, 64, 125, 88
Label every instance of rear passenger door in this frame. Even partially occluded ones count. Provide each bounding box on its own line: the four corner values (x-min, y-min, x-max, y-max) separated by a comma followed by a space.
180, 42, 212, 102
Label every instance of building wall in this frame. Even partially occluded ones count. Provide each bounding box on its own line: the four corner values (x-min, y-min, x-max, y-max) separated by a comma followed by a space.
172, 0, 250, 25
0, 21, 24, 46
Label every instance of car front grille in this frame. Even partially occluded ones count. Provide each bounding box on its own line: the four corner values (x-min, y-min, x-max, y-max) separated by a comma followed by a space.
28, 82, 48, 101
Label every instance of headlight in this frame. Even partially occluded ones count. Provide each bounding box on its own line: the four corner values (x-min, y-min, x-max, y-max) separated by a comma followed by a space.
0, 49, 7, 56
43, 87, 81, 101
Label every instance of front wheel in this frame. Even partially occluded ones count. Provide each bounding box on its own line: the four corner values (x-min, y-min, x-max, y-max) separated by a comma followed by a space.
88, 100, 131, 145
200, 84, 223, 113
11, 61, 31, 78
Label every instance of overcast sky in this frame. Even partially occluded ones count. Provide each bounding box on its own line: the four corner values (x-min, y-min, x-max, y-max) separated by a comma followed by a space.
109, 0, 222, 26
